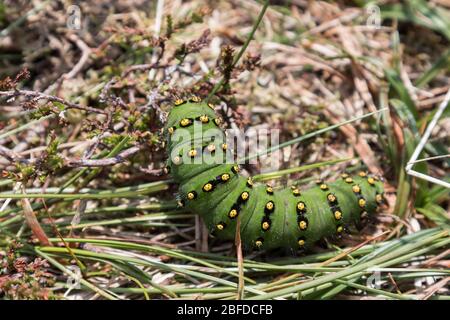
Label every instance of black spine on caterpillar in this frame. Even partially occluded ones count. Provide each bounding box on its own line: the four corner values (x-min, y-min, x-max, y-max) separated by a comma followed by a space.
164, 97, 385, 250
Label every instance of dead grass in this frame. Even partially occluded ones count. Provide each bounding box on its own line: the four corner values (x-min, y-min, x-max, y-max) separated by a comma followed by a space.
0, 0, 448, 300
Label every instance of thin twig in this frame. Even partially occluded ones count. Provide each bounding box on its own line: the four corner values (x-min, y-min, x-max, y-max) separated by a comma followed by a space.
44, 34, 92, 95
0, 90, 107, 115
0, 145, 22, 162
65, 145, 142, 167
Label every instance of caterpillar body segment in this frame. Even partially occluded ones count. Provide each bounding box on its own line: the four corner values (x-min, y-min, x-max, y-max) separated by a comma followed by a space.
165, 98, 384, 250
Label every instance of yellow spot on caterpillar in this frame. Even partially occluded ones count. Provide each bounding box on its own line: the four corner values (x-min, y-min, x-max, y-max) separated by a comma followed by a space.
247, 177, 254, 187
187, 192, 196, 200
214, 118, 222, 126
376, 193, 383, 204
255, 239, 263, 248
228, 209, 238, 218
292, 188, 301, 196
180, 118, 191, 127
298, 220, 308, 230
336, 225, 344, 233
172, 156, 182, 165
174, 98, 185, 106
341, 173, 349, 179
232, 165, 240, 173
358, 171, 367, 177
222, 143, 227, 150
297, 202, 306, 211
221, 173, 230, 181
203, 183, 213, 192
334, 211, 342, 220
358, 198, 366, 208
190, 95, 201, 102
298, 239, 305, 247
352, 185, 361, 193
367, 177, 375, 185
168, 127, 174, 134
207, 103, 215, 110
345, 177, 353, 184
266, 201, 274, 211
207, 144, 216, 152
241, 192, 249, 201
216, 223, 225, 230
320, 184, 328, 190
262, 221, 270, 231
266, 186, 273, 194
188, 149, 197, 157
199, 115, 209, 123
327, 194, 337, 203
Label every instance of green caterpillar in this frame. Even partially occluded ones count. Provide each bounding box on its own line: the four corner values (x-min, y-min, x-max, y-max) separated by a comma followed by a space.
164, 96, 385, 250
